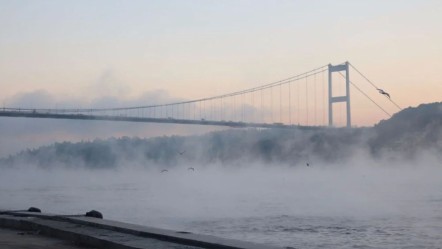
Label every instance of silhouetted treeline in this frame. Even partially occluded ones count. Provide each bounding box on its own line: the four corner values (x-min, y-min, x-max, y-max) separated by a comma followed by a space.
370, 102, 442, 158
1, 102, 441, 169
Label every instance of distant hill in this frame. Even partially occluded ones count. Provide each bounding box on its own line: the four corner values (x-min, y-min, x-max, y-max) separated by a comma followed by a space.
1, 102, 441, 169
369, 102, 442, 158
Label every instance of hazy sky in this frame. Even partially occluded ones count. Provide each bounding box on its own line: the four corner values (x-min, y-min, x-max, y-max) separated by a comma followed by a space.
0, 0, 441, 156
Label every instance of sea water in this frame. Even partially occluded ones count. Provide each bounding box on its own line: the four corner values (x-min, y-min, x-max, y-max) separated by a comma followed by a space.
1, 164, 441, 248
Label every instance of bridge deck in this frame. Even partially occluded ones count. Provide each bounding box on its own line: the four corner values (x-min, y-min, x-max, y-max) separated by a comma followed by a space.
0, 110, 321, 130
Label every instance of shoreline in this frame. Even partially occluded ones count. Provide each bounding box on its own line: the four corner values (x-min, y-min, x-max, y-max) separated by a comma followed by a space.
0, 209, 282, 249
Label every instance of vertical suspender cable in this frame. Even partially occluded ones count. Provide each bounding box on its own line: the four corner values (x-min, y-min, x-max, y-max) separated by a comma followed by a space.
297, 81, 300, 125
323, 70, 326, 125
314, 72, 317, 126
271, 87, 273, 123
242, 93, 245, 122
234, 95, 236, 121
289, 82, 292, 125
251, 90, 254, 123
280, 83, 282, 123
260, 89, 264, 123
306, 76, 309, 125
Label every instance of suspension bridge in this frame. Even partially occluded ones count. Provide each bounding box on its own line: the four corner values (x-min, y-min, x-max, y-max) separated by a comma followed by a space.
0, 62, 401, 129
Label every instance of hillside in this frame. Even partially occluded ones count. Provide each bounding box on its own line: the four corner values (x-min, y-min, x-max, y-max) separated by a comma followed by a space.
369, 102, 442, 158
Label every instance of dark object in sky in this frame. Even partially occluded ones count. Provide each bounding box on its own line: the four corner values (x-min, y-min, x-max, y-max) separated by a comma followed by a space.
377, 88, 390, 98
306, 162, 310, 167
188, 167, 195, 171
27, 207, 41, 213
85, 210, 103, 219
179, 151, 186, 155
161, 169, 168, 173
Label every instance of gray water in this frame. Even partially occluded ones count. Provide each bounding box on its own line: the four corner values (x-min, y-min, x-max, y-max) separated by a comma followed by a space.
1, 164, 441, 248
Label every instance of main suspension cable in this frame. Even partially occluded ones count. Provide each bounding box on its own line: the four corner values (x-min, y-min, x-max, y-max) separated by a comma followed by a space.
338, 72, 391, 117
349, 63, 402, 110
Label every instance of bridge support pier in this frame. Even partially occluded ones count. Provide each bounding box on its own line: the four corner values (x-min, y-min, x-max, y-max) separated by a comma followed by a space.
328, 62, 351, 127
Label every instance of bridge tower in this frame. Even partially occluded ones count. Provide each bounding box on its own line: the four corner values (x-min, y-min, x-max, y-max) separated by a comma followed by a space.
328, 62, 351, 127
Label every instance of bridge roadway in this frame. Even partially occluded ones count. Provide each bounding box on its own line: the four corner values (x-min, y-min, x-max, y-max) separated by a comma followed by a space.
0, 110, 321, 130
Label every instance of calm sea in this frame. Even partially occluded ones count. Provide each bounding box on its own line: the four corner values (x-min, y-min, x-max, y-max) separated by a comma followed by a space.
1, 164, 441, 248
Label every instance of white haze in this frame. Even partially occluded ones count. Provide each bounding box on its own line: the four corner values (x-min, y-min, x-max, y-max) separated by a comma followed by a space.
0, 88, 220, 157
1, 154, 441, 248
1, 101, 441, 247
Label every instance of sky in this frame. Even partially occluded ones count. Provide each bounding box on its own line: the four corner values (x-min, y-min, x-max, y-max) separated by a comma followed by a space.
0, 0, 441, 156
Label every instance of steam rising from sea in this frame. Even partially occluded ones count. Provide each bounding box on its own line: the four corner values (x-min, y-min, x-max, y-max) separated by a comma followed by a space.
1, 156, 441, 248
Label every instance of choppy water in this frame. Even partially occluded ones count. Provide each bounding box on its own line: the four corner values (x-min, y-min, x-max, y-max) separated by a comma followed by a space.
1, 165, 442, 248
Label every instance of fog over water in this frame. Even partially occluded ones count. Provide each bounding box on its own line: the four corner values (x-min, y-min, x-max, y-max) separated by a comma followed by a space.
1, 103, 441, 248
1, 157, 442, 248
1, 1, 442, 247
